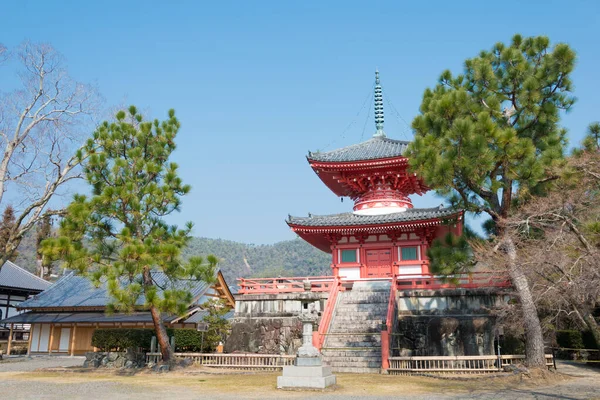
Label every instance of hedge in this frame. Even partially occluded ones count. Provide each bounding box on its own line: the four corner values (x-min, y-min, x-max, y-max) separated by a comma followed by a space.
556, 330, 599, 350
91, 328, 207, 352
91, 329, 155, 351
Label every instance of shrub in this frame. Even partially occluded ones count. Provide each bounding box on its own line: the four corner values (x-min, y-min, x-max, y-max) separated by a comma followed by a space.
501, 334, 525, 354
556, 330, 584, 349
91, 328, 207, 352
91, 329, 154, 351
172, 329, 205, 352
582, 331, 600, 350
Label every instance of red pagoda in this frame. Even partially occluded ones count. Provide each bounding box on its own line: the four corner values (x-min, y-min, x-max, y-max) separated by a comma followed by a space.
288, 71, 463, 280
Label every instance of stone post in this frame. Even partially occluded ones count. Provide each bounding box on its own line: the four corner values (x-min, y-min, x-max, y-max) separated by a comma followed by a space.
277, 315, 336, 389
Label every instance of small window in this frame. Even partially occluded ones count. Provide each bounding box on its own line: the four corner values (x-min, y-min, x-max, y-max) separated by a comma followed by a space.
341, 249, 357, 263
401, 247, 418, 261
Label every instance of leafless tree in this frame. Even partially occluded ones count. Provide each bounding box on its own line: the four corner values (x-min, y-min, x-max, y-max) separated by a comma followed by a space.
499, 150, 600, 346
0, 42, 101, 268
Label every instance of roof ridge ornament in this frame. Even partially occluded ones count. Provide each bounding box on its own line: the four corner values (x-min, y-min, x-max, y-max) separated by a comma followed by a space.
373, 69, 386, 138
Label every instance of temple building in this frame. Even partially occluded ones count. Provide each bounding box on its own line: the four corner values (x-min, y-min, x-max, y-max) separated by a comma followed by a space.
228, 72, 514, 374
287, 71, 463, 280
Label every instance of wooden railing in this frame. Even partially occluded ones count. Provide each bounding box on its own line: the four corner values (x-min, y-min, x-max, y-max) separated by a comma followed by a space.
0, 323, 30, 331
237, 276, 335, 294
314, 276, 341, 350
146, 352, 296, 370
394, 272, 511, 291
388, 354, 554, 375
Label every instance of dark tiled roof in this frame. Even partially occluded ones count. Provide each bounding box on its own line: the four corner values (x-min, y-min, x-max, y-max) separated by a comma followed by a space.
0, 261, 51, 292
183, 309, 234, 324
0, 311, 178, 324
288, 206, 459, 227
18, 271, 211, 310
308, 136, 409, 162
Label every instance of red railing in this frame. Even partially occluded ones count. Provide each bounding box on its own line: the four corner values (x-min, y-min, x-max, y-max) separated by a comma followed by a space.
394, 272, 511, 291
315, 276, 341, 350
237, 276, 336, 294
237, 272, 511, 295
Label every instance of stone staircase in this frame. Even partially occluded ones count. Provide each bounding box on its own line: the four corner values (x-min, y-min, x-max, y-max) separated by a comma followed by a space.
322, 280, 391, 373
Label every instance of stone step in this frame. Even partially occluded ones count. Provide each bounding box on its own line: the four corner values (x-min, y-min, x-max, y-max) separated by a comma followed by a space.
321, 355, 381, 363
338, 297, 390, 304
325, 340, 381, 347
330, 323, 384, 331
332, 318, 387, 323
325, 333, 381, 341
351, 281, 392, 291
331, 317, 387, 324
322, 349, 382, 357
335, 304, 388, 312
326, 360, 382, 368
329, 330, 383, 336
340, 292, 390, 299
330, 366, 381, 374
332, 310, 389, 317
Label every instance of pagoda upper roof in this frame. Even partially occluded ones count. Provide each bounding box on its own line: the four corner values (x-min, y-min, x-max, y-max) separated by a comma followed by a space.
288, 206, 459, 228
308, 136, 410, 164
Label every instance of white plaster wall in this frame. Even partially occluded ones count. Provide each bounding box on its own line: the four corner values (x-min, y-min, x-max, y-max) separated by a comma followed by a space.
339, 267, 361, 280
398, 265, 423, 276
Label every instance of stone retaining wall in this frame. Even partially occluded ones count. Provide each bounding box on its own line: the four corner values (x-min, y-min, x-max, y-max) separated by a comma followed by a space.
83, 350, 146, 369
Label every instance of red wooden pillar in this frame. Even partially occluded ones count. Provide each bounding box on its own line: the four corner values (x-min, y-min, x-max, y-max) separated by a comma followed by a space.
381, 330, 390, 370
420, 241, 430, 275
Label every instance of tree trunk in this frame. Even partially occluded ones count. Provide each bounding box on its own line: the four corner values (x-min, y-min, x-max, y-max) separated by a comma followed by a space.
503, 237, 546, 367
0, 241, 19, 270
142, 267, 173, 365
582, 308, 600, 349
149, 303, 174, 364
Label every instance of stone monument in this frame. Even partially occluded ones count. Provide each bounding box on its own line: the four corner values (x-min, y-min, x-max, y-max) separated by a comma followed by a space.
277, 311, 336, 389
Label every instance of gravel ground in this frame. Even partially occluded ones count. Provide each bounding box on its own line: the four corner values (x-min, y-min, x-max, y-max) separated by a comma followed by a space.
0, 355, 84, 372
0, 357, 598, 399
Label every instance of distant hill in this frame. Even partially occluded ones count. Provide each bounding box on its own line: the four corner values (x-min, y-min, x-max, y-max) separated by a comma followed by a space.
14, 233, 331, 286
183, 237, 331, 285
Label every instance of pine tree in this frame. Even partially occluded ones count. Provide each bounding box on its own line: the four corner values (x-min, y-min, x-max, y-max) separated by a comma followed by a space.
42, 107, 217, 365
583, 122, 600, 152
0, 205, 18, 262
406, 34, 576, 367
201, 299, 231, 352
36, 215, 52, 278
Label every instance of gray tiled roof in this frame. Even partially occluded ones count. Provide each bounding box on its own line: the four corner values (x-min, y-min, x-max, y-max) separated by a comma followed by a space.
288, 206, 459, 227
0, 311, 178, 324
308, 136, 409, 162
18, 271, 211, 310
183, 309, 234, 324
0, 261, 51, 292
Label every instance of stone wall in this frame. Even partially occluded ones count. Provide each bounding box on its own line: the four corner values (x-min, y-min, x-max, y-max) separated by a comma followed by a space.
83, 350, 146, 369
225, 291, 329, 354
393, 288, 507, 357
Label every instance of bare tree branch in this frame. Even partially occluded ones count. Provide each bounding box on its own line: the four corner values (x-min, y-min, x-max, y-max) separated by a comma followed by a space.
0, 42, 102, 268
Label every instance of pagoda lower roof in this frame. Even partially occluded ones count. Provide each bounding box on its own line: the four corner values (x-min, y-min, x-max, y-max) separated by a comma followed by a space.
308, 136, 409, 163
288, 206, 460, 229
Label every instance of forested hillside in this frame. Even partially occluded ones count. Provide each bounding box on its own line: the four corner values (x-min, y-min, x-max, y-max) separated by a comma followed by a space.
182, 237, 331, 285
14, 233, 331, 286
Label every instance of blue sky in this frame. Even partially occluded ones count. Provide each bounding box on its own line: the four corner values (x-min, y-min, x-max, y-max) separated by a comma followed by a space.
3, 0, 600, 244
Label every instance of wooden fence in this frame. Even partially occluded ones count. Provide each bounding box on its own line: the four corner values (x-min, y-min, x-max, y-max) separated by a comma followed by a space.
388, 354, 554, 375
146, 352, 296, 370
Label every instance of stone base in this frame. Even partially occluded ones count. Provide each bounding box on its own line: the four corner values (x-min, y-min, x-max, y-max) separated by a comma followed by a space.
277, 365, 337, 389
296, 356, 323, 366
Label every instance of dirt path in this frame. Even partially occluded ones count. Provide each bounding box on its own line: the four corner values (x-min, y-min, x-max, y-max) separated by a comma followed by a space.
0, 358, 598, 399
